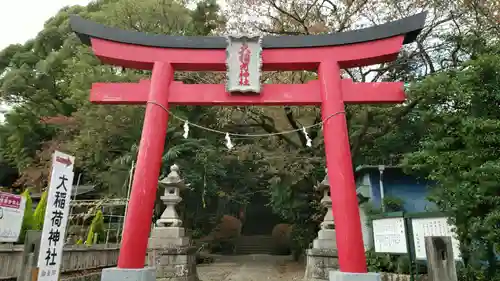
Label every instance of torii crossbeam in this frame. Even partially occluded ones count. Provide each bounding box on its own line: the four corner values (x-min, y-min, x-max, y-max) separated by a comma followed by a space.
70, 12, 426, 280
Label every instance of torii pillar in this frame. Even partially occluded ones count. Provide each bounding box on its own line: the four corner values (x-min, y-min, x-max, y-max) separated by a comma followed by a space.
70, 12, 426, 281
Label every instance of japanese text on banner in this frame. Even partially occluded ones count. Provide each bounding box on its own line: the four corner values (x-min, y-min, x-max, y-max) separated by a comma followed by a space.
0, 192, 26, 242
37, 151, 75, 281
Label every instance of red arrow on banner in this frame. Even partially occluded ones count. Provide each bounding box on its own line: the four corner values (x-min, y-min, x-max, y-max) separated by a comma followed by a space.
56, 156, 72, 167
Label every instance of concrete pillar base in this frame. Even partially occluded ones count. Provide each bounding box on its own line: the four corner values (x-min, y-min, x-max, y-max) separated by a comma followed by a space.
329, 271, 381, 281
304, 249, 339, 280
100, 267, 156, 281
147, 247, 199, 281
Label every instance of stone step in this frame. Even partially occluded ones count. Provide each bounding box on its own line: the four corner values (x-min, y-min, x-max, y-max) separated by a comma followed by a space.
238, 241, 274, 245
236, 250, 274, 255
236, 250, 274, 254
236, 247, 275, 254
238, 236, 274, 240
237, 245, 274, 250
237, 242, 275, 246
238, 243, 274, 246
239, 235, 274, 238
237, 248, 274, 252
235, 235, 276, 255
238, 236, 274, 242
238, 245, 274, 249
237, 244, 274, 248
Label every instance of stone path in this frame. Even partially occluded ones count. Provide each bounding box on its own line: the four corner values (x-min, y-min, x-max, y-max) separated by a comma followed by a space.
197, 254, 305, 281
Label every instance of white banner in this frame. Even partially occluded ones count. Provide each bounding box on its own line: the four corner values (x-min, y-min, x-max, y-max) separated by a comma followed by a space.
37, 151, 75, 281
411, 217, 461, 260
372, 217, 408, 254
0, 192, 26, 242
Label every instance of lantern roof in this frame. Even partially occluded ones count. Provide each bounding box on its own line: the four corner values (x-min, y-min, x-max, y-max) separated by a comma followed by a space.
159, 164, 187, 189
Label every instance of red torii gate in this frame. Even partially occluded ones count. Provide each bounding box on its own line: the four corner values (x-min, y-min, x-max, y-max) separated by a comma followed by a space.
70, 12, 426, 279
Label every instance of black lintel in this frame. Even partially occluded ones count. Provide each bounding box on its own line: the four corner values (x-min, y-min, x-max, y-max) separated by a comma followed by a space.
70, 12, 427, 49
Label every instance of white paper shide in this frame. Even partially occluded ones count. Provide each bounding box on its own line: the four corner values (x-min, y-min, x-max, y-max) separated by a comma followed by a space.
0, 192, 26, 242
225, 35, 262, 93
37, 151, 75, 281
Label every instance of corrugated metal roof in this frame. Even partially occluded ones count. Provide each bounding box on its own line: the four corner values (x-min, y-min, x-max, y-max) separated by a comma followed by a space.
354, 165, 401, 176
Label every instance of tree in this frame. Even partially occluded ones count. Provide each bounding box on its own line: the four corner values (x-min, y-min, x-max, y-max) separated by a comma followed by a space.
1, 0, 498, 264
217, 0, 500, 258
219, 0, 498, 166
0, 0, 227, 193
0, 0, 261, 238
403, 42, 500, 279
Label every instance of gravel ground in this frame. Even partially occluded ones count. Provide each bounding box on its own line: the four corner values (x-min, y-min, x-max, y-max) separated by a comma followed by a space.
197, 254, 305, 281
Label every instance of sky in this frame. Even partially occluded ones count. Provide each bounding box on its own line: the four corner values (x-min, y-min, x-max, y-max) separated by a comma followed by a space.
0, 0, 93, 119
0, 0, 93, 50
0, 0, 228, 122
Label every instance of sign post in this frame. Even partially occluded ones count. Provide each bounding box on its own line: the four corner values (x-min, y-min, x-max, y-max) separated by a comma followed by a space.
37, 151, 75, 281
0, 192, 26, 242
411, 216, 461, 261
371, 212, 415, 281
225, 35, 262, 94
372, 216, 408, 254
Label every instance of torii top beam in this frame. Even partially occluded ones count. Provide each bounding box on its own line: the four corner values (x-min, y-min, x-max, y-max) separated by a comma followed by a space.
69, 13, 427, 71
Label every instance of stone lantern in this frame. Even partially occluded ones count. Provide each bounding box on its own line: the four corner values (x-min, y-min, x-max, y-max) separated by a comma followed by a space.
304, 169, 339, 281
156, 164, 188, 227
316, 170, 334, 231
148, 164, 199, 281
312, 169, 337, 249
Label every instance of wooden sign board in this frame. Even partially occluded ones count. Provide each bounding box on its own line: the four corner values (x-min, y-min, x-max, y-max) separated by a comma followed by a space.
225, 35, 262, 94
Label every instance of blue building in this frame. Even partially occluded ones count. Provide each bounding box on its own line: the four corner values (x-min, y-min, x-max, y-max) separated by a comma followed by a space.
354, 165, 436, 249
355, 165, 436, 212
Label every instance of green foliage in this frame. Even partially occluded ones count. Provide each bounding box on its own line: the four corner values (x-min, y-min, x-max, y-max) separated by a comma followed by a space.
289, 224, 316, 261
85, 227, 94, 245
18, 189, 34, 242
365, 249, 411, 274
382, 196, 405, 212
456, 263, 488, 281
1, 0, 498, 271
403, 44, 500, 278
0, 0, 416, 250
0, 0, 227, 193
201, 215, 242, 254
268, 172, 320, 253
268, 167, 324, 257
190, 0, 225, 35
86, 210, 104, 245
32, 190, 47, 230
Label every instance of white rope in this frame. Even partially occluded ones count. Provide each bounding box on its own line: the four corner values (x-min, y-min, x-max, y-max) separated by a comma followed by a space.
146, 100, 345, 138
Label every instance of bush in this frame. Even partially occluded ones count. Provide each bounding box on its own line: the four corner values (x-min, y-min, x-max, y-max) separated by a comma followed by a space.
290, 223, 316, 261
18, 189, 34, 243
33, 190, 48, 230
85, 210, 105, 245
365, 249, 411, 274
199, 215, 242, 254
271, 223, 292, 255
212, 215, 242, 240
382, 196, 405, 212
